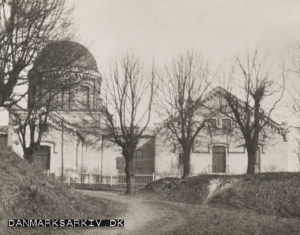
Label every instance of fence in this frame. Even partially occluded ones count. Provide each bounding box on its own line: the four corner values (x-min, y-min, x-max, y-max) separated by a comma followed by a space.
44, 168, 230, 186
66, 173, 156, 186
64, 172, 186, 186
44, 170, 187, 186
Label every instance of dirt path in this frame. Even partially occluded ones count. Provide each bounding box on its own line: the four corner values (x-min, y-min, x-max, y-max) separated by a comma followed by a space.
79, 190, 185, 235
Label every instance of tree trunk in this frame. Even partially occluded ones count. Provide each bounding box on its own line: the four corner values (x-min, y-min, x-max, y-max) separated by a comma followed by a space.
0, 90, 11, 107
124, 155, 135, 194
23, 148, 35, 163
182, 149, 191, 179
246, 146, 256, 174
23, 142, 40, 163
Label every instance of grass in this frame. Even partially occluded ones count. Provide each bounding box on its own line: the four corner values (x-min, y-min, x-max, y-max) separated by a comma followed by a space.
0, 144, 127, 235
209, 172, 300, 218
139, 172, 300, 219
129, 196, 300, 235
158, 201, 300, 235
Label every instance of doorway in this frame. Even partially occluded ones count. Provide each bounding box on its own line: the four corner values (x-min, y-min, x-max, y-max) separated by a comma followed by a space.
36, 146, 51, 171
212, 146, 226, 173
255, 147, 261, 173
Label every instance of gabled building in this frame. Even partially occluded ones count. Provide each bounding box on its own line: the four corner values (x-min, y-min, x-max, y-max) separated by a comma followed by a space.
154, 88, 298, 175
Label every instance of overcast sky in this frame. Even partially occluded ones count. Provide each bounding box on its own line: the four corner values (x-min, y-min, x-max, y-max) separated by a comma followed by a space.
69, 0, 300, 124
72, 0, 300, 68
2, 0, 300, 126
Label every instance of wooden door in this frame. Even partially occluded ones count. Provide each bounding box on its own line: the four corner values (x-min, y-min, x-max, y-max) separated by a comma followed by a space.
36, 146, 51, 171
255, 148, 261, 173
212, 146, 226, 173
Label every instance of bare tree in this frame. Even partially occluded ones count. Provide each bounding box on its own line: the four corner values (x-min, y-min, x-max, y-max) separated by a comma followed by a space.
11, 40, 96, 163
11, 67, 83, 162
0, 0, 73, 107
75, 52, 156, 194
156, 51, 218, 178
219, 50, 285, 174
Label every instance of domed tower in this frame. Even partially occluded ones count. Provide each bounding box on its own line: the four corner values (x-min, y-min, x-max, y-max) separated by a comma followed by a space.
28, 41, 102, 111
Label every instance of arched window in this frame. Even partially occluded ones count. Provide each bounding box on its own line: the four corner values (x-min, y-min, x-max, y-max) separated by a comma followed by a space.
78, 86, 90, 109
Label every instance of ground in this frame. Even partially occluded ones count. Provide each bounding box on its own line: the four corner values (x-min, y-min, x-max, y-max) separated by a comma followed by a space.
76, 190, 300, 235
6, 189, 300, 234
81, 190, 185, 235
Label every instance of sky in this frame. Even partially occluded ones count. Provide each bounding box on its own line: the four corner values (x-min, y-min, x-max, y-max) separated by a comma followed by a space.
2, 0, 300, 126
70, 0, 300, 125
72, 0, 300, 68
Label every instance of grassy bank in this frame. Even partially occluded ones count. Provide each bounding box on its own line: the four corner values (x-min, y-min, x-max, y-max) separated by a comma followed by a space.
140, 172, 300, 219
0, 144, 127, 234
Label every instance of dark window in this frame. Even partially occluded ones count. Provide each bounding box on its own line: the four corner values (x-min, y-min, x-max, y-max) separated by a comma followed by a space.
53, 91, 63, 109
135, 150, 143, 169
222, 119, 231, 134
78, 86, 90, 109
36, 88, 48, 108
41, 88, 47, 103
62, 90, 70, 109
39, 123, 49, 133
207, 119, 217, 135
116, 157, 125, 169
179, 153, 184, 165
35, 146, 51, 171
171, 143, 176, 153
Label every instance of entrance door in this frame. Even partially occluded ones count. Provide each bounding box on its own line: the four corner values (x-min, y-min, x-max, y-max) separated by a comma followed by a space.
36, 146, 51, 171
255, 148, 261, 173
212, 146, 226, 173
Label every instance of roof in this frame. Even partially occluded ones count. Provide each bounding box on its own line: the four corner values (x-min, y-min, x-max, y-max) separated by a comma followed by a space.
154, 86, 287, 136
207, 87, 283, 128
32, 41, 98, 72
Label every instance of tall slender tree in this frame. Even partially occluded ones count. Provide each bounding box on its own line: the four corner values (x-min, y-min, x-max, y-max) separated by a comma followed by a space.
220, 50, 285, 174
0, 0, 73, 106
156, 51, 218, 178
74, 52, 156, 194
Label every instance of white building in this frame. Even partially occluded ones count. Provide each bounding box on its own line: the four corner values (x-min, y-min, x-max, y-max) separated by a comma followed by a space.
3, 41, 300, 177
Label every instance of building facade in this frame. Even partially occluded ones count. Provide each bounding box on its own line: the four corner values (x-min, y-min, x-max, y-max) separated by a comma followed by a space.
154, 89, 298, 175
4, 41, 300, 177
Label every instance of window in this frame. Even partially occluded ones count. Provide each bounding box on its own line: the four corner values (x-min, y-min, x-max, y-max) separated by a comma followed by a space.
36, 88, 48, 108
179, 153, 184, 165
207, 119, 217, 135
78, 86, 90, 110
222, 119, 231, 134
62, 90, 70, 109
135, 150, 143, 169
52, 92, 62, 109
116, 157, 125, 169
39, 123, 49, 133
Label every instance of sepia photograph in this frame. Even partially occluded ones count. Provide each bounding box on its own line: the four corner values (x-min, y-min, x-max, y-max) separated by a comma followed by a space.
1, 0, 300, 234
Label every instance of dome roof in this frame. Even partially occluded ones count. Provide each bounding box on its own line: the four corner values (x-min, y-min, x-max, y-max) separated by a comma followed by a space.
33, 41, 98, 72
